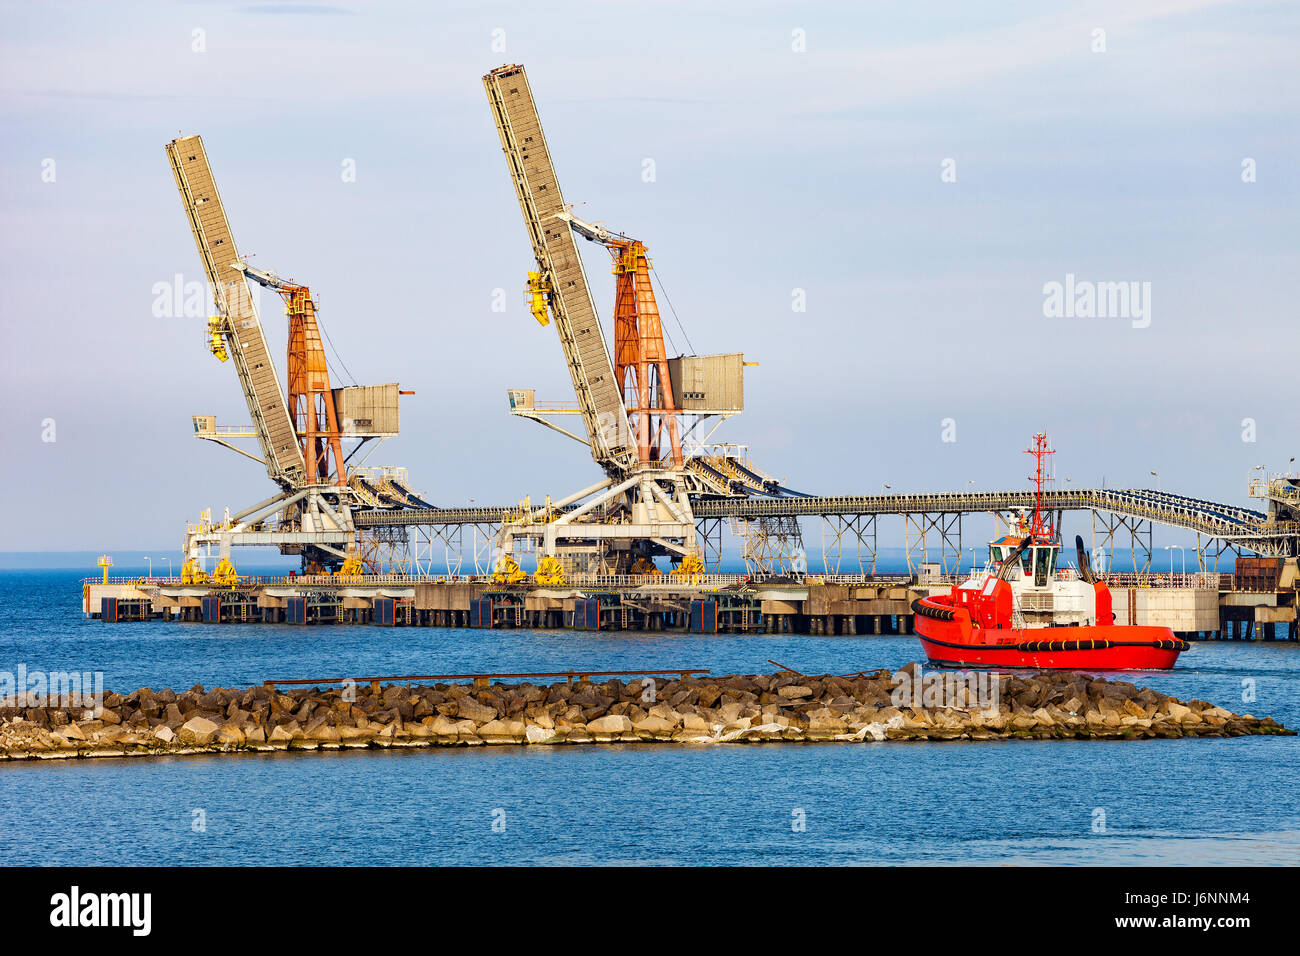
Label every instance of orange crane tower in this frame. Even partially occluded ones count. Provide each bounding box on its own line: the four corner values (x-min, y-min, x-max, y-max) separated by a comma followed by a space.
238, 263, 345, 486
559, 212, 683, 467
611, 238, 683, 468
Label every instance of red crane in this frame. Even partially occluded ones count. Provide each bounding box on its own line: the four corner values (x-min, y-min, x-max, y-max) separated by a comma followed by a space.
238, 263, 345, 486
560, 212, 683, 467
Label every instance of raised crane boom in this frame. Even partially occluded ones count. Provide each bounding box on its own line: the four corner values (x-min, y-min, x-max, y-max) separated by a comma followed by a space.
166, 134, 305, 488
556, 211, 683, 468
236, 263, 346, 487
483, 64, 635, 474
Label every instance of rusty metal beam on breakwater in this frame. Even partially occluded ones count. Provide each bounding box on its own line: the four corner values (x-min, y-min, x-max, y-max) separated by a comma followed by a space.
264, 668, 710, 693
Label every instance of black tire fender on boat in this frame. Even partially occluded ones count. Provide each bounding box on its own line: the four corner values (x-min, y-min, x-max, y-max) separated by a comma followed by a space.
911, 598, 958, 622
1015, 637, 1190, 653
1016, 638, 1114, 652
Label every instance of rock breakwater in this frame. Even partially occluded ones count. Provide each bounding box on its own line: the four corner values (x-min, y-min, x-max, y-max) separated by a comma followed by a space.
0, 665, 1290, 761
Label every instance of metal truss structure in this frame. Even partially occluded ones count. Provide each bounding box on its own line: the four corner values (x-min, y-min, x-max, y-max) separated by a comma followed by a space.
355, 482, 1300, 576
1090, 511, 1153, 573
821, 514, 877, 574
904, 513, 962, 574
729, 515, 805, 575
695, 516, 728, 572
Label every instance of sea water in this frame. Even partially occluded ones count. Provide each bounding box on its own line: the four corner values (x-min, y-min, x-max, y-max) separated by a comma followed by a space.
1, 569, 1296, 865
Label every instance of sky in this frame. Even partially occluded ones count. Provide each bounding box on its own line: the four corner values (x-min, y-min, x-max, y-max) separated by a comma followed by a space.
0, 0, 1296, 557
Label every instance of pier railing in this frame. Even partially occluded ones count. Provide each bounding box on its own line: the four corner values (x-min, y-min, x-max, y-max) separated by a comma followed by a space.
84, 572, 918, 590
83, 571, 1239, 591
1103, 572, 1231, 590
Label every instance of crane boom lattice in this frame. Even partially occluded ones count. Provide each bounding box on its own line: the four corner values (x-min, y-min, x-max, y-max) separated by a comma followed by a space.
166, 134, 305, 487
483, 65, 635, 473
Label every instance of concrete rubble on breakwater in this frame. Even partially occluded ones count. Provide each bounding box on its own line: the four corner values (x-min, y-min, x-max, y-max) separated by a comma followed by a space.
0, 664, 1290, 761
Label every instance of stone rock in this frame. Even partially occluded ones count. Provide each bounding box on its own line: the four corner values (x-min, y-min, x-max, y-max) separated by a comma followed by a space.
307, 720, 340, 743
778, 685, 813, 700
646, 703, 681, 724
178, 716, 219, 745
586, 714, 633, 736
337, 725, 373, 744
568, 687, 603, 708
681, 713, 710, 733
428, 716, 460, 739
1122, 699, 1149, 718
632, 715, 676, 735
806, 716, 848, 737
55, 723, 86, 742
477, 719, 526, 741
216, 722, 245, 746
696, 685, 723, 708
268, 725, 295, 744
456, 697, 497, 724
1, 670, 1291, 760
1031, 708, 1056, 727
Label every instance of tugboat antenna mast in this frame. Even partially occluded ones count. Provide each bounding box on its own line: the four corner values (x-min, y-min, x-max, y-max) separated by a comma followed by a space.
1025, 432, 1056, 541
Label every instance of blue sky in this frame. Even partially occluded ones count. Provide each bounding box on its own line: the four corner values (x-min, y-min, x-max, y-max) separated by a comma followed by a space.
0, 0, 1296, 553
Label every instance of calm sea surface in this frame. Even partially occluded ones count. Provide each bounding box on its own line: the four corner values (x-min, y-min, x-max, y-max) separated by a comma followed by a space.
2, 569, 1297, 865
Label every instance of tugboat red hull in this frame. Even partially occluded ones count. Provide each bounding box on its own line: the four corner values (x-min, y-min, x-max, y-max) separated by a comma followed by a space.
912, 597, 1188, 670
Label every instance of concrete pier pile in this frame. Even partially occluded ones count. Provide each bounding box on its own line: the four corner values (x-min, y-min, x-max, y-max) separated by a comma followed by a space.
0, 666, 1290, 761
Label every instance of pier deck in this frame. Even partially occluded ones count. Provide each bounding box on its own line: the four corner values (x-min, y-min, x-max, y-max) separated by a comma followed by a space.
82, 572, 1297, 640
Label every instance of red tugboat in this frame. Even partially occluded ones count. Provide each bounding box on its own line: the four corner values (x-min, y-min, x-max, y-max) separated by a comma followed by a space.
911, 434, 1189, 670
